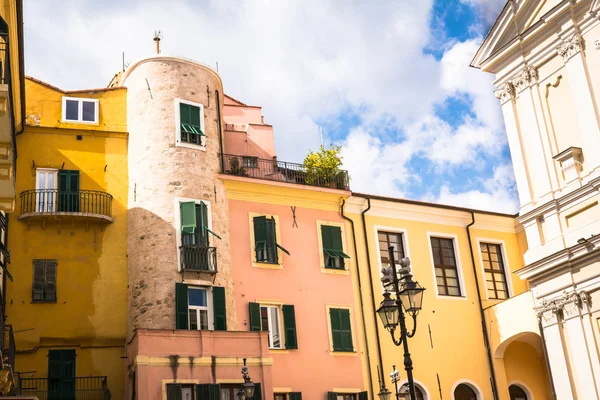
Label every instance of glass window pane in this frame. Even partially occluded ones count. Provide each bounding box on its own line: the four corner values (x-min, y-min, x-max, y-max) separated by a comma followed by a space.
448, 287, 460, 296
221, 388, 231, 400
436, 276, 445, 285
260, 306, 269, 332
446, 269, 457, 278
438, 285, 447, 295
189, 309, 198, 330
447, 277, 458, 287
82, 101, 95, 122
65, 100, 79, 120
188, 289, 207, 306
270, 307, 281, 348
199, 310, 209, 330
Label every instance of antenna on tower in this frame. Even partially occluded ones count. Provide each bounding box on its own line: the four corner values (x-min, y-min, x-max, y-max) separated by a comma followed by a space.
153, 30, 162, 54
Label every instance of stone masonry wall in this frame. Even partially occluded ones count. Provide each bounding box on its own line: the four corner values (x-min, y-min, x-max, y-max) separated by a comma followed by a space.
122, 57, 235, 340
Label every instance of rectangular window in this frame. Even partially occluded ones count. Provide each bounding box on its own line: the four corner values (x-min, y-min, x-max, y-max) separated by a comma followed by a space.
188, 287, 211, 330
177, 100, 205, 146
253, 216, 289, 264
261, 305, 282, 349
329, 308, 353, 352
166, 384, 195, 400
242, 156, 258, 168
35, 169, 58, 212
249, 302, 297, 350
32, 259, 57, 302
48, 349, 76, 398
378, 230, 406, 291
321, 225, 350, 270
430, 237, 462, 296
274, 394, 287, 400
62, 97, 99, 124
175, 283, 226, 331
179, 200, 221, 272
481, 242, 509, 300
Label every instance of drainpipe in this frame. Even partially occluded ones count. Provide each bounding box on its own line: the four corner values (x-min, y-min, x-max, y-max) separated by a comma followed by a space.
341, 199, 375, 397
360, 197, 385, 384
466, 212, 499, 400
537, 317, 557, 399
215, 90, 225, 172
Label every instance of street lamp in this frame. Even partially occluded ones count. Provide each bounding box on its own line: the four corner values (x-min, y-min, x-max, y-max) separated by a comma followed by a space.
377, 366, 392, 400
238, 358, 255, 399
376, 247, 425, 400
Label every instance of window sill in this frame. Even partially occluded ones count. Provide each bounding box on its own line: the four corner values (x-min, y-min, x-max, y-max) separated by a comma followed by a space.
321, 267, 349, 275
268, 349, 289, 354
252, 261, 283, 270
176, 141, 207, 151
435, 294, 467, 301
330, 350, 357, 356
31, 300, 57, 304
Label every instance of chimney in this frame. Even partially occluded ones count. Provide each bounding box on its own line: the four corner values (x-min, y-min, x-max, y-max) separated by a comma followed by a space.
153, 31, 162, 54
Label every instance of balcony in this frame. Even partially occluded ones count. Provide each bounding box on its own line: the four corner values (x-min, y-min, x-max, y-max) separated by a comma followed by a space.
220, 153, 350, 190
19, 189, 113, 224
180, 245, 217, 273
18, 376, 111, 400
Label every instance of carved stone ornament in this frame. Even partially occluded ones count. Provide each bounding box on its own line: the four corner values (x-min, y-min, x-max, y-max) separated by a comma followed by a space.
494, 82, 515, 104
513, 67, 539, 92
595, 40, 600, 50
557, 34, 584, 61
535, 290, 591, 324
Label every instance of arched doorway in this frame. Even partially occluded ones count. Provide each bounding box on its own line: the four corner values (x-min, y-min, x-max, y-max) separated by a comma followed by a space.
509, 384, 528, 400
398, 383, 425, 400
454, 383, 478, 400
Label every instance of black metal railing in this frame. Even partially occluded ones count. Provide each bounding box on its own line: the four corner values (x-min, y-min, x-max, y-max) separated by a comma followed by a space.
180, 245, 217, 273
19, 190, 113, 219
220, 153, 350, 190
3, 324, 15, 373
18, 376, 111, 400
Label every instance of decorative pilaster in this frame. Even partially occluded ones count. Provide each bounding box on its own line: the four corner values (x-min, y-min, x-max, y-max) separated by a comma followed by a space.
513, 67, 538, 93
557, 34, 583, 61
494, 82, 515, 105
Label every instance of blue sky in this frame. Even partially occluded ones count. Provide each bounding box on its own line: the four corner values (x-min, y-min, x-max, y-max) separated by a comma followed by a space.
23, 0, 516, 213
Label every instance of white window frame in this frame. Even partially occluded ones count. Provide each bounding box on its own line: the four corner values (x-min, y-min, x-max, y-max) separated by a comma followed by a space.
260, 304, 283, 349
374, 225, 411, 293
62, 96, 99, 124
174, 98, 206, 150
174, 197, 214, 272
426, 232, 467, 300
475, 238, 514, 300
35, 168, 58, 212
187, 286, 214, 331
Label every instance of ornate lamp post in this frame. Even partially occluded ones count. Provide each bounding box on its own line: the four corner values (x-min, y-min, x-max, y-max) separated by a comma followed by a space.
237, 358, 255, 399
377, 366, 392, 400
376, 246, 425, 400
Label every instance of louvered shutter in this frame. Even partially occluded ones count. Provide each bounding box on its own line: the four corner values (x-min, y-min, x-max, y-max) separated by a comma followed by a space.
175, 283, 189, 329
212, 286, 227, 331
282, 304, 297, 349
249, 302, 261, 331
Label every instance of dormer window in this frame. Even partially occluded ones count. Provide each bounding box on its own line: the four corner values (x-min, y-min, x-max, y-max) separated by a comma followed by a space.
62, 97, 99, 124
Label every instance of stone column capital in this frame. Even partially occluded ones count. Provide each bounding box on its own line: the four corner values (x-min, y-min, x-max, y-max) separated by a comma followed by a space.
513, 66, 539, 92
557, 34, 583, 62
494, 82, 515, 104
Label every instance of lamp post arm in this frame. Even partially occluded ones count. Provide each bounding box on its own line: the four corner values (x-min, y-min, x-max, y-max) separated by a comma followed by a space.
389, 326, 404, 346
406, 313, 418, 338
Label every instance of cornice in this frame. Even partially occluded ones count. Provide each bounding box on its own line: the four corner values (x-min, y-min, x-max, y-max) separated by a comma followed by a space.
23, 125, 128, 138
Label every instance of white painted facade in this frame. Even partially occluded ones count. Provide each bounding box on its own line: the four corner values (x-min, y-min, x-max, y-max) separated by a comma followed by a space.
474, 0, 600, 398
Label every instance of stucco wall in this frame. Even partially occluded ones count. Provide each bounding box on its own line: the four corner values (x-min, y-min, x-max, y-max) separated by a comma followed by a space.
122, 57, 236, 339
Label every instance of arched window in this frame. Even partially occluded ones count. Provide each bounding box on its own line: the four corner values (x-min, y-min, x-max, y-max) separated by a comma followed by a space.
454, 383, 478, 400
509, 385, 528, 400
398, 383, 425, 400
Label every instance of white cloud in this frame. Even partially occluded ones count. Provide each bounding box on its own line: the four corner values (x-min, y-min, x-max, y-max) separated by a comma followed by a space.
459, 0, 507, 27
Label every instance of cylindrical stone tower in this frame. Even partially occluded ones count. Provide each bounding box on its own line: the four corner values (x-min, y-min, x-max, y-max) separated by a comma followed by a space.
120, 56, 235, 339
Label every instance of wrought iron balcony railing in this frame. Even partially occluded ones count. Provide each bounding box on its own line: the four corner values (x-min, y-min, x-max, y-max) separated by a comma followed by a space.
220, 153, 350, 190
18, 376, 111, 400
180, 245, 217, 273
19, 190, 113, 223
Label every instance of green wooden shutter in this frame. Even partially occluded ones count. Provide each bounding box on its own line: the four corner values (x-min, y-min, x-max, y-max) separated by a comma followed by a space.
212, 286, 227, 331
47, 350, 62, 379
253, 216, 268, 261
267, 217, 278, 263
167, 384, 183, 400
330, 308, 342, 351
198, 202, 208, 246
331, 226, 350, 258
340, 309, 353, 351
180, 103, 191, 125
271, 217, 290, 256
282, 304, 298, 349
249, 302, 261, 331
180, 202, 197, 234
327, 392, 338, 400
175, 283, 189, 329
58, 170, 79, 212
322, 225, 333, 250
195, 384, 220, 400
289, 393, 302, 400
358, 391, 368, 400
253, 383, 262, 400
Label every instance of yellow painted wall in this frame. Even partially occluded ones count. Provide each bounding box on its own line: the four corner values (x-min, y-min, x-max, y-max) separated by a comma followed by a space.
0, 0, 23, 131
345, 200, 541, 400
7, 78, 128, 398
501, 340, 551, 400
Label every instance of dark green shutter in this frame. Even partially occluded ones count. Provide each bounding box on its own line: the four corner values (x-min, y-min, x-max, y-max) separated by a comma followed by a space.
58, 170, 79, 212
340, 309, 353, 351
253, 383, 262, 400
253, 216, 268, 261
272, 217, 290, 256
180, 103, 191, 125
289, 393, 302, 400
330, 308, 342, 351
198, 202, 208, 246
282, 304, 297, 349
47, 350, 62, 379
195, 384, 220, 400
212, 286, 227, 331
330, 226, 349, 258
167, 384, 183, 400
249, 302, 261, 331
321, 225, 333, 250
328, 392, 338, 400
180, 202, 197, 234
267, 217, 279, 263
175, 283, 189, 329
358, 391, 368, 400
48, 350, 76, 400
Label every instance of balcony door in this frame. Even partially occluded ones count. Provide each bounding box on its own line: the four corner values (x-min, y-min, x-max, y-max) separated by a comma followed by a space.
48, 349, 76, 400
58, 170, 80, 212
35, 169, 57, 212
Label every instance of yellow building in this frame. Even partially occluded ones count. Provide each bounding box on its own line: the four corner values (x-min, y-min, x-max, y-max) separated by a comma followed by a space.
7, 77, 128, 398
344, 194, 552, 400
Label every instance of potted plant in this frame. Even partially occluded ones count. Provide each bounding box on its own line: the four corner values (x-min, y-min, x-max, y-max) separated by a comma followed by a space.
303, 145, 344, 188
229, 156, 248, 177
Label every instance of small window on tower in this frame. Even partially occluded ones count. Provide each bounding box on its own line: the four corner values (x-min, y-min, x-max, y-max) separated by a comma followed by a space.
62, 97, 98, 124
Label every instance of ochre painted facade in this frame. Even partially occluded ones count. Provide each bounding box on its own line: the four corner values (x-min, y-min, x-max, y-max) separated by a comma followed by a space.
7, 78, 128, 398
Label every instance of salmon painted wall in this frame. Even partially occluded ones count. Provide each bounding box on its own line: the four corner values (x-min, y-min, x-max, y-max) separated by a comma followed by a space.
223, 99, 276, 158
224, 177, 364, 398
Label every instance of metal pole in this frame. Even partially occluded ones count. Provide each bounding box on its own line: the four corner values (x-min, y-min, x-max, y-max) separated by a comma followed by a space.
392, 365, 399, 399
388, 246, 417, 400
